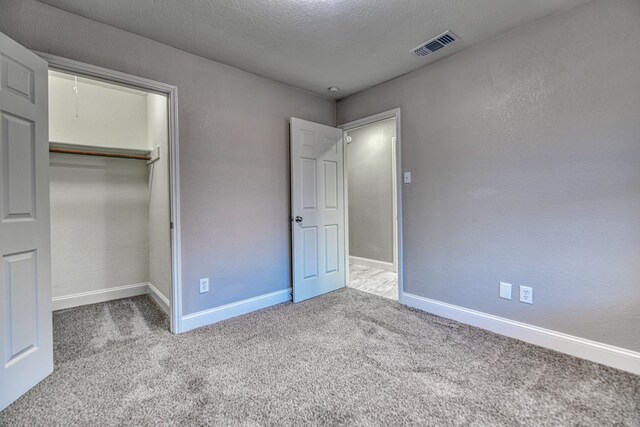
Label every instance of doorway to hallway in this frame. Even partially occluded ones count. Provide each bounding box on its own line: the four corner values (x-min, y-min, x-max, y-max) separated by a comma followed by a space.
343, 115, 399, 300
289, 109, 402, 304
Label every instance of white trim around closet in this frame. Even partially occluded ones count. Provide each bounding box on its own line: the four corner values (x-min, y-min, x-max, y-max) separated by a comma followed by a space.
36, 52, 184, 334
148, 283, 171, 314
52, 282, 171, 314
52, 283, 150, 311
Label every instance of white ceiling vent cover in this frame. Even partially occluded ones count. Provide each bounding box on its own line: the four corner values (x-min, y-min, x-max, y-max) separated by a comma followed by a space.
411, 31, 459, 57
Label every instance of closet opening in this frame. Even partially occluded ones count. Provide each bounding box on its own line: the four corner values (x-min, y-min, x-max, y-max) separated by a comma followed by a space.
342, 114, 400, 300
48, 68, 174, 332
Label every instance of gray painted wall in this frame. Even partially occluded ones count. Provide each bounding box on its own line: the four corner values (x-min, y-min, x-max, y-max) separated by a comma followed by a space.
347, 118, 395, 263
338, 0, 640, 352
0, 0, 335, 315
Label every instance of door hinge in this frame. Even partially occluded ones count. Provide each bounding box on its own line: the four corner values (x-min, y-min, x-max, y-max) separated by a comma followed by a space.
170, 221, 174, 230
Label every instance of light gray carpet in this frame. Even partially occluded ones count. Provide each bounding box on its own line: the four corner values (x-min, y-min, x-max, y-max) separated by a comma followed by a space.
1, 289, 638, 426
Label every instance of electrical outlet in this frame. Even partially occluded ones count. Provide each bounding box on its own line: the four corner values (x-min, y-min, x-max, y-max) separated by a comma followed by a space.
199, 278, 209, 294
499, 282, 512, 300
519, 285, 533, 304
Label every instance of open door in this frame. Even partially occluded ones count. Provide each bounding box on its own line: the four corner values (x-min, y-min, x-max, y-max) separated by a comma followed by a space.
0, 32, 52, 410
290, 118, 345, 302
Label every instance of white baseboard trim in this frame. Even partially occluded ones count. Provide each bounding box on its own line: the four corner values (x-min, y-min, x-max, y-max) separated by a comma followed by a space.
181, 288, 292, 333
349, 256, 394, 272
52, 282, 150, 311
147, 282, 170, 314
401, 292, 640, 376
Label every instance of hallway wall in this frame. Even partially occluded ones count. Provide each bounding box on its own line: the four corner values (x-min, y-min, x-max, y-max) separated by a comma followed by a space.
347, 118, 395, 264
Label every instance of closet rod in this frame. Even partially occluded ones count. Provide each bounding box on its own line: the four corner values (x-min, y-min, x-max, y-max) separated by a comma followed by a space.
49, 147, 151, 161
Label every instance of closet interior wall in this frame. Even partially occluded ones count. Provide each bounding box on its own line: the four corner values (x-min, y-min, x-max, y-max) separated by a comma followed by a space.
48, 70, 171, 309
147, 93, 171, 303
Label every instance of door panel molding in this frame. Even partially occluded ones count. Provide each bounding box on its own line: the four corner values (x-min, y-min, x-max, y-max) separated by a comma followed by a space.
1, 111, 37, 221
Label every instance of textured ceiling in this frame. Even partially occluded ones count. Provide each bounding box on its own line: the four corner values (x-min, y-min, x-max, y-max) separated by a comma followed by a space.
37, 0, 591, 99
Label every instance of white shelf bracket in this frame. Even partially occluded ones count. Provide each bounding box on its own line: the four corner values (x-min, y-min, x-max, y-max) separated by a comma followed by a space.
147, 146, 160, 165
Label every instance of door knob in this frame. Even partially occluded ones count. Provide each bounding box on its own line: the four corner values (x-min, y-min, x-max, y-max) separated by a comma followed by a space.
295, 216, 303, 223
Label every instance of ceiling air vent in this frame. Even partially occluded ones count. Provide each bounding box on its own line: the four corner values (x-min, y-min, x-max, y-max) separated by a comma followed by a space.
411, 31, 459, 57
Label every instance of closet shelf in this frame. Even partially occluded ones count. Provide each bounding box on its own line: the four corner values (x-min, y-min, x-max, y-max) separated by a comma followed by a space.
49, 142, 158, 162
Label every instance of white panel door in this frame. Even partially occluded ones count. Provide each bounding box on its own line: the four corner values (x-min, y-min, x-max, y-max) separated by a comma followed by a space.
290, 118, 345, 303
0, 32, 52, 410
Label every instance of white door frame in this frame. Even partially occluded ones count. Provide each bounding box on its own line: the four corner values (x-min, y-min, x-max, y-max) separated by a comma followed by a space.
338, 108, 403, 300
35, 53, 184, 334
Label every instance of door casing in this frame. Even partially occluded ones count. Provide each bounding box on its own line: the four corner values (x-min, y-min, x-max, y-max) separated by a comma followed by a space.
36, 53, 184, 334
338, 108, 403, 300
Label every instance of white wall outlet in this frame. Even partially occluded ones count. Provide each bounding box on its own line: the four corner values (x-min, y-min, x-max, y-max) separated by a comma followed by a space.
519, 285, 533, 304
499, 282, 512, 300
403, 172, 412, 184
199, 277, 209, 294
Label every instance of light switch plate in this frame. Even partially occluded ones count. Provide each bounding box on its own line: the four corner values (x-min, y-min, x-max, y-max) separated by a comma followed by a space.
403, 172, 412, 184
499, 282, 512, 300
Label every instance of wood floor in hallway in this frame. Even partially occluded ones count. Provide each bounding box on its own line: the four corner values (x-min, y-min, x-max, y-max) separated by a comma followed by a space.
348, 263, 398, 300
